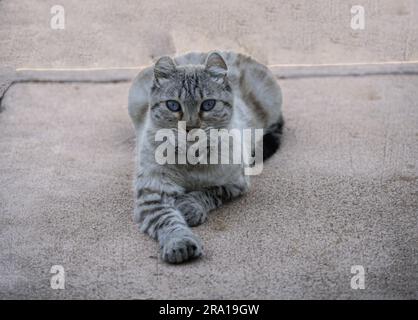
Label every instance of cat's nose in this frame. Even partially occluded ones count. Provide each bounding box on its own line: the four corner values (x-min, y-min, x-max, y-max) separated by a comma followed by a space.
186, 121, 201, 132
186, 126, 199, 133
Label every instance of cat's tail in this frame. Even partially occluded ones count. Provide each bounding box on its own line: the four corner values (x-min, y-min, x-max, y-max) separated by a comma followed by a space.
263, 116, 284, 161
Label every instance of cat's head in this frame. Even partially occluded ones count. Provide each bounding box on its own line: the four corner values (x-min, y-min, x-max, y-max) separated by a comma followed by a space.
149, 52, 234, 132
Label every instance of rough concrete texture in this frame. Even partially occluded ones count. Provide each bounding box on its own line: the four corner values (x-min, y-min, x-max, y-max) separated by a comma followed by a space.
1, 0, 418, 68
1, 76, 417, 299
1, 0, 418, 300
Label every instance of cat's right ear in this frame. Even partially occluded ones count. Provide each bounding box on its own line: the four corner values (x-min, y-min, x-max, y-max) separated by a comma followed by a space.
154, 56, 176, 85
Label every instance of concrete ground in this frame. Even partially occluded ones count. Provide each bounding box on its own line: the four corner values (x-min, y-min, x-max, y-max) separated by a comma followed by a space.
1, 0, 417, 67
1, 76, 417, 299
0, 0, 417, 299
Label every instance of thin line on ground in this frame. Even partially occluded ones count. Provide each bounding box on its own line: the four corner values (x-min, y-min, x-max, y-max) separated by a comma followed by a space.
14, 60, 418, 71
1, 60, 418, 107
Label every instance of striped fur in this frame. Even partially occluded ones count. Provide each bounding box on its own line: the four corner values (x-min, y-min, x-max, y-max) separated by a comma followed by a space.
128, 51, 283, 263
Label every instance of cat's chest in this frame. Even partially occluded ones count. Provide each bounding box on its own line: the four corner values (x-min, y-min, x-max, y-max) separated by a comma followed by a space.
176, 164, 243, 190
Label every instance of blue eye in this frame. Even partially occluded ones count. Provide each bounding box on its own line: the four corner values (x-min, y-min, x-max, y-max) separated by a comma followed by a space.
166, 100, 181, 112
201, 99, 216, 111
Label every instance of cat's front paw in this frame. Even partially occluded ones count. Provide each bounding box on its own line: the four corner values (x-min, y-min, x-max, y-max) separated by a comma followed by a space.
161, 230, 203, 264
175, 198, 207, 227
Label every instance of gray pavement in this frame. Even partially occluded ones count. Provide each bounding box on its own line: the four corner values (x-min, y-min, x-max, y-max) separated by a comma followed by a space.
0, 0, 417, 299
0, 76, 417, 299
1, 0, 418, 68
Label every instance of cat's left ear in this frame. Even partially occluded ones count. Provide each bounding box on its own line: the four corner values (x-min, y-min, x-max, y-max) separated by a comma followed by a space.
205, 52, 228, 82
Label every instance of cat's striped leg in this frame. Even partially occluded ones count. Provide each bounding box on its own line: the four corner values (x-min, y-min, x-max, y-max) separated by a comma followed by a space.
135, 175, 203, 264
175, 182, 249, 227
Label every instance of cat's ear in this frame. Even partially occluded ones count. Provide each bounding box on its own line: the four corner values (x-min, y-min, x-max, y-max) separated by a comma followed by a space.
154, 56, 176, 84
205, 52, 228, 81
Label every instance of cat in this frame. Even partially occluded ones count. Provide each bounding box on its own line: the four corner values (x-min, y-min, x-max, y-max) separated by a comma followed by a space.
128, 51, 283, 263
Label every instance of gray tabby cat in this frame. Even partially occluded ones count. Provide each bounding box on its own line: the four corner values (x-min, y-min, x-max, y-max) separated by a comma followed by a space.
128, 51, 283, 263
